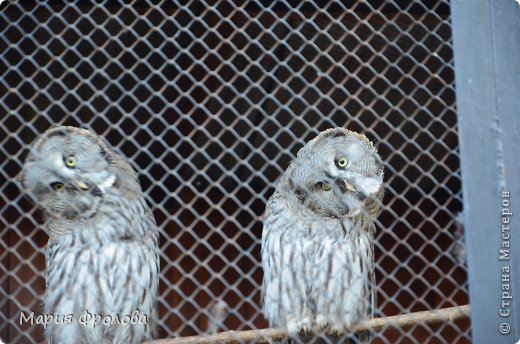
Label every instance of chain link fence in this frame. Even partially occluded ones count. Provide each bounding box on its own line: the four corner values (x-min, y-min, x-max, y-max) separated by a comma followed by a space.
0, 1, 469, 343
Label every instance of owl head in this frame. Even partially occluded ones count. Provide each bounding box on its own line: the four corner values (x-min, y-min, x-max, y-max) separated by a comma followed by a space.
285, 127, 384, 218
19, 126, 133, 219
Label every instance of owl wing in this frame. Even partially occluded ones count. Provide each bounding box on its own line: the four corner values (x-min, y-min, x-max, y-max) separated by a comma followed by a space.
368, 223, 376, 320
261, 192, 313, 334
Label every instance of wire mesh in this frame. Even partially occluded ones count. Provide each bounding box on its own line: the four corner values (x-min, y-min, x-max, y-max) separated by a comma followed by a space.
0, 1, 469, 343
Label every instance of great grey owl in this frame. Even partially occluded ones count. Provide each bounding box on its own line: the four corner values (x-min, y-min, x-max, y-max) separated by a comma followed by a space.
261, 128, 384, 341
19, 126, 159, 344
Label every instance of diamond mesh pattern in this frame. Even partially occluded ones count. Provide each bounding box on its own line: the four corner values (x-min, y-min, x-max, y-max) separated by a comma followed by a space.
0, 1, 469, 343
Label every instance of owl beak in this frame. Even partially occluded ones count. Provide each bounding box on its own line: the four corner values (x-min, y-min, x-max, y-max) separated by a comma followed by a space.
72, 179, 89, 191
336, 179, 356, 193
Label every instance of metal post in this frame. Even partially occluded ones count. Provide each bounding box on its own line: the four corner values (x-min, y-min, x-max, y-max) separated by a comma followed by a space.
451, 0, 520, 342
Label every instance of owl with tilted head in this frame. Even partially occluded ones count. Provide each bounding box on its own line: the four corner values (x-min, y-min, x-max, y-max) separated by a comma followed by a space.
262, 127, 384, 343
19, 126, 159, 344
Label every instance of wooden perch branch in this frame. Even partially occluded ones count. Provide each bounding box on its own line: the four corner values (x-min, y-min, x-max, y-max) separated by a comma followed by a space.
144, 304, 470, 344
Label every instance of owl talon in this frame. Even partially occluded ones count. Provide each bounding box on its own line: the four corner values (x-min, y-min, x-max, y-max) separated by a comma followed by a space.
329, 324, 344, 335
315, 315, 328, 330
286, 318, 312, 336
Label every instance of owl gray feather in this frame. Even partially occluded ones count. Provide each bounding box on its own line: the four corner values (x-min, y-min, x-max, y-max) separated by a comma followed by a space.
261, 128, 384, 341
19, 126, 159, 344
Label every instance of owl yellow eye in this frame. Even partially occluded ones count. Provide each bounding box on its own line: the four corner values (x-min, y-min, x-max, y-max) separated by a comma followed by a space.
321, 182, 332, 191
65, 155, 76, 168
51, 182, 65, 191
336, 157, 348, 169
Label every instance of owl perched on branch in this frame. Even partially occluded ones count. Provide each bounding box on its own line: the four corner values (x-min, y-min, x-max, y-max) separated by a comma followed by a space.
261, 128, 384, 341
19, 126, 159, 344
